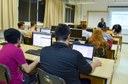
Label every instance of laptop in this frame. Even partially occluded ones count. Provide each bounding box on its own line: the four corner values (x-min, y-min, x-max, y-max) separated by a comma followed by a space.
72, 44, 94, 63
33, 32, 52, 47
25, 32, 52, 56
40, 28, 51, 34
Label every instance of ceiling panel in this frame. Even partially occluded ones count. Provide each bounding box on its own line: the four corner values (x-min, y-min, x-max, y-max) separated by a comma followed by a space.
65, 0, 95, 4
115, 0, 128, 2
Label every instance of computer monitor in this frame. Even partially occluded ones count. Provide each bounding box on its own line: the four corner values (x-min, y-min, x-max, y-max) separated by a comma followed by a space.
51, 26, 57, 31
40, 28, 51, 34
72, 44, 94, 60
68, 25, 75, 28
33, 32, 52, 47
70, 29, 82, 39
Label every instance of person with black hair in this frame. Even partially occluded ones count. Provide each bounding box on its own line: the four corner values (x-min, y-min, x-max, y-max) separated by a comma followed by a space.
0, 28, 39, 84
112, 24, 122, 35
17, 22, 27, 36
40, 24, 101, 84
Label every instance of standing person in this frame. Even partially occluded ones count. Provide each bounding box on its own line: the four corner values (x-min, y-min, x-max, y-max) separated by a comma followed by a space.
98, 18, 106, 28
40, 24, 102, 84
17, 22, 27, 36
26, 21, 37, 38
0, 28, 39, 84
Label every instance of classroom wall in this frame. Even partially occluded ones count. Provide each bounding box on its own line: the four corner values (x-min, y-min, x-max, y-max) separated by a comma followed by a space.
80, 0, 128, 20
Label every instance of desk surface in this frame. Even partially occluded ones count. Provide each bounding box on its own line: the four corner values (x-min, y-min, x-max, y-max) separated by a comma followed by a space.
91, 57, 114, 79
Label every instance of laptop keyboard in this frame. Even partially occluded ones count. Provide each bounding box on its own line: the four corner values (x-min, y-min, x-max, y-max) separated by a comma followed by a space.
25, 49, 41, 56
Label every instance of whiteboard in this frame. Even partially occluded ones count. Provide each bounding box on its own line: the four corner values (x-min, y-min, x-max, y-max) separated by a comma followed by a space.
87, 11, 108, 28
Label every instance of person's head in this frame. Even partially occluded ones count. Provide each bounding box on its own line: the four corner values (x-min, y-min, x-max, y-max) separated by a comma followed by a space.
55, 24, 71, 43
82, 24, 87, 30
101, 18, 104, 22
31, 21, 36, 27
4, 28, 22, 45
90, 28, 105, 41
17, 22, 25, 30
89, 28, 106, 48
102, 27, 108, 32
112, 24, 122, 34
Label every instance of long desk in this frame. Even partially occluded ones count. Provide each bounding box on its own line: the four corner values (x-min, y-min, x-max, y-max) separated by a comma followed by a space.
0, 44, 115, 84
80, 57, 114, 84
20, 44, 115, 84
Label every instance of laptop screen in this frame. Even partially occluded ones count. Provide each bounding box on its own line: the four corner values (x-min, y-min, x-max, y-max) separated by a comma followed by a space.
40, 28, 51, 34
33, 32, 51, 47
72, 44, 94, 60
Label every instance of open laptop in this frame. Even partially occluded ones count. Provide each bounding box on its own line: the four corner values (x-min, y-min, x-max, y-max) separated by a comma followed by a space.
72, 44, 94, 63
33, 32, 52, 47
40, 28, 51, 34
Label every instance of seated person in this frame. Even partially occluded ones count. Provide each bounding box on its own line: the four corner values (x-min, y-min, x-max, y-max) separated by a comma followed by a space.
40, 24, 101, 84
102, 27, 113, 42
88, 28, 110, 58
112, 24, 122, 35
17, 22, 27, 36
0, 28, 39, 84
82, 24, 91, 40
26, 21, 37, 38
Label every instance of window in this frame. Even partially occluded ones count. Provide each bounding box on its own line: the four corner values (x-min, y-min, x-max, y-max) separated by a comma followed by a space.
65, 4, 75, 23
108, 7, 128, 34
19, 0, 45, 22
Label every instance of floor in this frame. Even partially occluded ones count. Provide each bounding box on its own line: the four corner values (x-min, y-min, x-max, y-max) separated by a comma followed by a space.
112, 44, 128, 84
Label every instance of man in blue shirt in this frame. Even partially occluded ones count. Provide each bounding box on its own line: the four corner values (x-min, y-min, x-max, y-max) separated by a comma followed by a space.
98, 18, 106, 28
40, 24, 101, 84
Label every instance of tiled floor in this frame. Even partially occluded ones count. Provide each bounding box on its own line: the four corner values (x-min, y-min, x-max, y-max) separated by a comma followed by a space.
112, 44, 128, 84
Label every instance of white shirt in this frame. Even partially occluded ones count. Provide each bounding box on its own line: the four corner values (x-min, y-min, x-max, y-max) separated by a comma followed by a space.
82, 30, 92, 40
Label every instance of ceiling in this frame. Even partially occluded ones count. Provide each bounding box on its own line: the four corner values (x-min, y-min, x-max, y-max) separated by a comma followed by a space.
65, 0, 95, 4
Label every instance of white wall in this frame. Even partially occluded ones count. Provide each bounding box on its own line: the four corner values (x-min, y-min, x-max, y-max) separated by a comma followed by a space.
80, 0, 128, 20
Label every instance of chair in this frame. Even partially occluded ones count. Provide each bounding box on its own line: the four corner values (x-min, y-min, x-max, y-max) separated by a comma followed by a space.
23, 36, 33, 45
37, 68, 66, 84
0, 64, 11, 84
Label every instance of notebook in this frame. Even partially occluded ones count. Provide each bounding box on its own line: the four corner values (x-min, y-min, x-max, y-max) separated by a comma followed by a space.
72, 44, 94, 63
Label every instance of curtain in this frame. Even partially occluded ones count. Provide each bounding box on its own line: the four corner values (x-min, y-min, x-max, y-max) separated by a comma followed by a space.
43, 0, 64, 28
0, 0, 18, 30
74, 5, 81, 25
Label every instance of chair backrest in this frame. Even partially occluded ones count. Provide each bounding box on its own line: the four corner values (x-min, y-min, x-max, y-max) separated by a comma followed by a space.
23, 36, 33, 45
0, 64, 11, 84
37, 68, 66, 84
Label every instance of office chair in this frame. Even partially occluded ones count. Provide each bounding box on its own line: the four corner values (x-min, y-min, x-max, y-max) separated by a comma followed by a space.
0, 64, 11, 84
37, 68, 66, 84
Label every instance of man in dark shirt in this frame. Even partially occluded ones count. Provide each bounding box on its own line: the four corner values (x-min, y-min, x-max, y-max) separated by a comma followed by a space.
98, 18, 106, 28
40, 24, 101, 84
112, 24, 122, 35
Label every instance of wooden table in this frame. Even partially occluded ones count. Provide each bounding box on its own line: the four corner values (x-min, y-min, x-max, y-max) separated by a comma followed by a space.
112, 35, 122, 51
80, 57, 114, 84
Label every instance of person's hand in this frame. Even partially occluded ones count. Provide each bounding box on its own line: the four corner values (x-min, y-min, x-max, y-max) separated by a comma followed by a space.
92, 59, 102, 67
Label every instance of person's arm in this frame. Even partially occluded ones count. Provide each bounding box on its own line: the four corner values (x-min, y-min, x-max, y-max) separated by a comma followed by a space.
21, 58, 39, 73
15, 48, 39, 73
90, 59, 102, 72
77, 52, 101, 74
